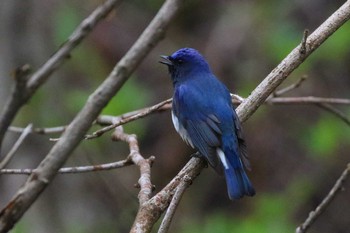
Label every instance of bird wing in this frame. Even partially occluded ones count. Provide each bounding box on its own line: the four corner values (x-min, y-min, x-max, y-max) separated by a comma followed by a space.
172, 84, 224, 170
232, 109, 251, 171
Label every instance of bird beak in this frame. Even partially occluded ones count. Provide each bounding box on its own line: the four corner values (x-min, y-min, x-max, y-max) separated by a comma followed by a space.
159, 55, 173, 66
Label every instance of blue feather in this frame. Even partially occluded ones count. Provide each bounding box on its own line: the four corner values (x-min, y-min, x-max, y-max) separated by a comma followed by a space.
161, 48, 255, 200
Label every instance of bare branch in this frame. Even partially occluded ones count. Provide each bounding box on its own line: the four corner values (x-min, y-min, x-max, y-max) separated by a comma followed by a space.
0, 158, 133, 175
236, 1, 350, 123
130, 157, 206, 233
0, 0, 183, 231
317, 103, 350, 126
0, 124, 33, 169
0, 0, 122, 151
112, 125, 154, 205
8, 126, 66, 135
268, 96, 350, 105
86, 98, 172, 139
296, 163, 350, 233
158, 175, 192, 233
272, 75, 307, 97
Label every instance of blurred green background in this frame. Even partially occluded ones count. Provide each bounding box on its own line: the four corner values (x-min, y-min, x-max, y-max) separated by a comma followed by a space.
0, 0, 350, 232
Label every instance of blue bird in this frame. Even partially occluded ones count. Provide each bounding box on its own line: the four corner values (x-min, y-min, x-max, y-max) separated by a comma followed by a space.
160, 48, 255, 200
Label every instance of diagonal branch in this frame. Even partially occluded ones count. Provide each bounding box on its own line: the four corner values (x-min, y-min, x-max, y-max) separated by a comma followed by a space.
0, 0, 184, 231
317, 103, 350, 126
236, 1, 350, 122
0, 124, 33, 169
86, 98, 172, 139
296, 163, 350, 233
157, 175, 192, 233
0, 0, 122, 152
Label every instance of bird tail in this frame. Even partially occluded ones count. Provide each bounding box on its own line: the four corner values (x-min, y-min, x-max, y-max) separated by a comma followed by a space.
217, 147, 255, 200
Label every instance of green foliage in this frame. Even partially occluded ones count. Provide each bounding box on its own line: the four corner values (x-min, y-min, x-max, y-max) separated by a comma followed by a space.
102, 77, 151, 137
181, 194, 294, 233
302, 114, 348, 158
311, 22, 350, 62
264, 22, 300, 63
53, 3, 81, 46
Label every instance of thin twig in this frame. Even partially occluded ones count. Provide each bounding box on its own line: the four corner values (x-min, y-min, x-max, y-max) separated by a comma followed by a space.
112, 124, 154, 205
86, 98, 172, 139
0, 158, 133, 175
158, 175, 192, 233
0, 124, 33, 169
0, 65, 31, 152
300, 29, 310, 55
296, 163, 350, 233
317, 103, 350, 126
8, 126, 67, 135
272, 75, 307, 97
268, 96, 350, 105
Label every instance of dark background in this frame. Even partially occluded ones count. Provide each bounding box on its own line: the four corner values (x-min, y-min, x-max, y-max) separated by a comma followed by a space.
0, 0, 350, 232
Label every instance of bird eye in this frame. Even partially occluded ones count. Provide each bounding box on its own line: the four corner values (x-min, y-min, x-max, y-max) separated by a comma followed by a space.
177, 59, 183, 64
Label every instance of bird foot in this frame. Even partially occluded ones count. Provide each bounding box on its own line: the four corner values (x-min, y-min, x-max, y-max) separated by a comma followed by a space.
190, 151, 202, 158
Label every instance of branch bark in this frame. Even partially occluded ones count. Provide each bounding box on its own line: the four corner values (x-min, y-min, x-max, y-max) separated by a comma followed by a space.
0, 0, 184, 231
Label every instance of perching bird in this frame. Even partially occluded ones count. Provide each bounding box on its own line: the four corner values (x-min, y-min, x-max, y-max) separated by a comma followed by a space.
160, 48, 255, 200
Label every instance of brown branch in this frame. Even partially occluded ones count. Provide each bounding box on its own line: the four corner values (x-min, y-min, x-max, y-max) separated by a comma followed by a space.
267, 96, 350, 105
236, 1, 350, 122
130, 157, 206, 233
157, 175, 192, 233
0, 0, 122, 152
112, 125, 154, 205
296, 163, 350, 233
8, 125, 67, 135
0, 0, 183, 231
0, 124, 33, 169
317, 103, 350, 126
0, 158, 133, 175
86, 98, 172, 139
272, 75, 307, 97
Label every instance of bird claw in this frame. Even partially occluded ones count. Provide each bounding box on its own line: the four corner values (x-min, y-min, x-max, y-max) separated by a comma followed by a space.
190, 151, 202, 158
190, 152, 208, 168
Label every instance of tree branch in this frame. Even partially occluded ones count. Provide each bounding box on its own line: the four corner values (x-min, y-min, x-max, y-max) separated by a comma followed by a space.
0, 158, 133, 175
86, 98, 172, 139
317, 103, 350, 126
112, 124, 155, 205
236, 1, 350, 122
0, 124, 33, 169
0, 0, 122, 152
296, 163, 350, 233
157, 175, 192, 233
0, 0, 183, 231
267, 96, 350, 105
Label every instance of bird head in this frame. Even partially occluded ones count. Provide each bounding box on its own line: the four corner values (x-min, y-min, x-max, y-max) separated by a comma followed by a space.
160, 48, 211, 84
